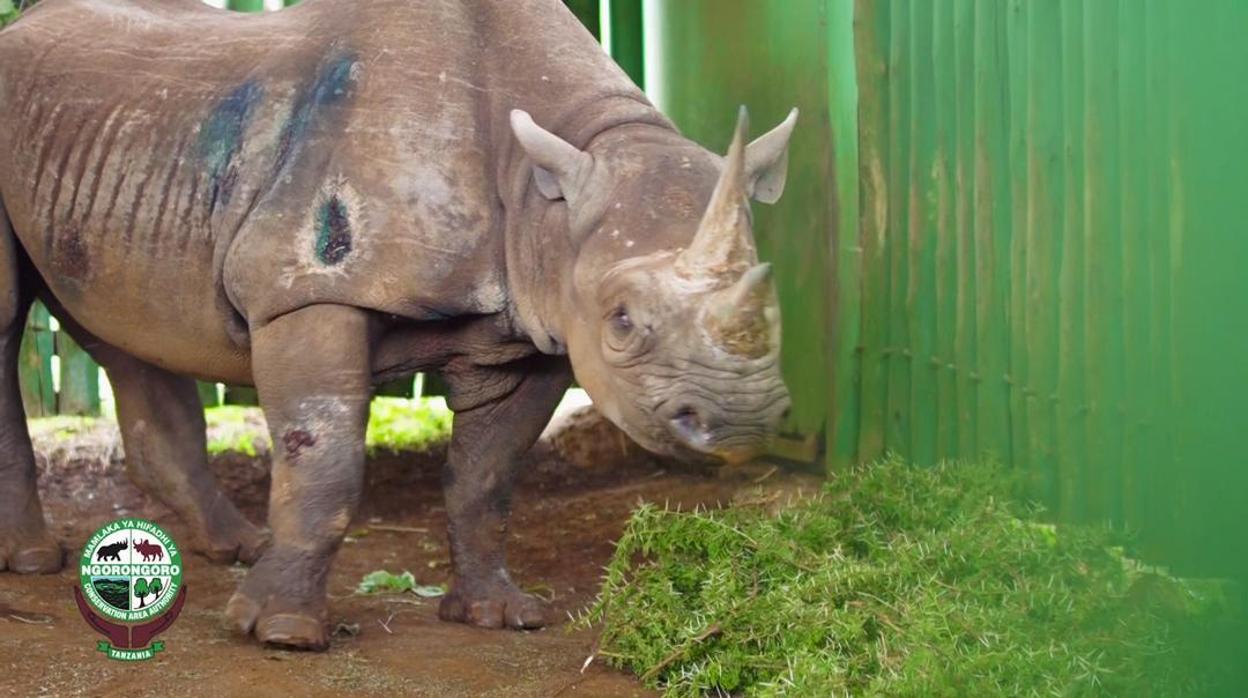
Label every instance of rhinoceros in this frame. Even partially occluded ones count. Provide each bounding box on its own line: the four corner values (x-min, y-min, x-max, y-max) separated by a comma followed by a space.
0, 0, 795, 648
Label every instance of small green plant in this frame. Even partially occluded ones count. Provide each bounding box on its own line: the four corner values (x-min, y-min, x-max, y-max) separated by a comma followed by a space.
364, 397, 452, 454
355, 569, 444, 598
0, 0, 19, 28
582, 456, 1240, 696
205, 406, 266, 456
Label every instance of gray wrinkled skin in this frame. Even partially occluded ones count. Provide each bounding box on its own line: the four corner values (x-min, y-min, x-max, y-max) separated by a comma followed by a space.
0, 0, 796, 649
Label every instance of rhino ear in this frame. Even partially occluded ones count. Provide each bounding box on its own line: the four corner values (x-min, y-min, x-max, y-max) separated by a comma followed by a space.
510, 109, 592, 201
745, 108, 799, 205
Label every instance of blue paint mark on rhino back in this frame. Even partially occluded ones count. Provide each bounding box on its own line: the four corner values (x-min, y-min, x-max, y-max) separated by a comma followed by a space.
274, 52, 358, 176
198, 80, 264, 213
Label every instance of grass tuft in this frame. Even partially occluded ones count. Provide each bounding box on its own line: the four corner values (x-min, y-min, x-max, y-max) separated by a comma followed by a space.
364, 397, 452, 455
581, 456, 1241, 696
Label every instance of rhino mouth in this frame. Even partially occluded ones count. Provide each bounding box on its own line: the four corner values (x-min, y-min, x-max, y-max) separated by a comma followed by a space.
615, 375, 789, 465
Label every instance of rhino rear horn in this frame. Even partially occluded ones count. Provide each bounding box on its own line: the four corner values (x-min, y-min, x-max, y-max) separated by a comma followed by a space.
705, 262, 779, 358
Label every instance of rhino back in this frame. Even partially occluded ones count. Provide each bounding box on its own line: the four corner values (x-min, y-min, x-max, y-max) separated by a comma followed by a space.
0, 0, 647, 380
0, 0, 513, 379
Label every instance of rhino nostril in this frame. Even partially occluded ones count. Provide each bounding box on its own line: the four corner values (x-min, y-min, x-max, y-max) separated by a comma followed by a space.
669, 405, 708, 446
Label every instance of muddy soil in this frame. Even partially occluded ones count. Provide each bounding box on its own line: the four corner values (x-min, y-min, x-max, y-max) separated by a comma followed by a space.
0, 410, 820, 697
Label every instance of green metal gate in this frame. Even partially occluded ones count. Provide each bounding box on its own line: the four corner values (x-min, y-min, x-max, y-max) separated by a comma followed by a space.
650, 0, 1248, 588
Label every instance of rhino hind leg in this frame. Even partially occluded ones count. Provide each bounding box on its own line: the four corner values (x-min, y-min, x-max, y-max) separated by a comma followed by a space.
225, 304, 372, 650
0, 200, 62, 574
74, 334, 270, 565
438, 355, 571, 630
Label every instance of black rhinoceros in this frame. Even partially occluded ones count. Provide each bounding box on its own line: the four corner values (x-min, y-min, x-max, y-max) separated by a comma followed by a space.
0, 0, 796, 649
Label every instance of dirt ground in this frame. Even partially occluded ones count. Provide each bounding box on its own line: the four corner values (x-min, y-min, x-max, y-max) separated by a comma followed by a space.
0, 409, 819, 697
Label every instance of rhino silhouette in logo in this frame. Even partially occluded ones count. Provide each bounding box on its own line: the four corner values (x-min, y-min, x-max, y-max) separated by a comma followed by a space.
134, 539, 164, 562
95, 541, 128, 562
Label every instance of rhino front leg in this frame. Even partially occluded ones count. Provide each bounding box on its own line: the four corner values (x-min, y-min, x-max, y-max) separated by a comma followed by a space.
0, 308, 63, 574
226, 304, 372, 650
79, 339, 268, 564
438, 355, 571, 630
0, 205, 61, 574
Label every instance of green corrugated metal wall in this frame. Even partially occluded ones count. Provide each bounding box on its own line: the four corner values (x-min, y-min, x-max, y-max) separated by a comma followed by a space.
651, 0, 1248, 584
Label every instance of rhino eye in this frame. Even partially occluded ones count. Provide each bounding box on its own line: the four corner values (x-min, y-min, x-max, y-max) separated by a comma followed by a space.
610, 305, 634, 335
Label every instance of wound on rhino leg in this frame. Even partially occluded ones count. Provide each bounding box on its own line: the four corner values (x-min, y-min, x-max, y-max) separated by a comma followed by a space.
314, 195, 352, 265
198, 80, 264, 214
282, 429, 317, 460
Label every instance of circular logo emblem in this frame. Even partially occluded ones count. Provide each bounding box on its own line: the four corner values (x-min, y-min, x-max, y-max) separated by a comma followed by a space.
79, 518, 183, 624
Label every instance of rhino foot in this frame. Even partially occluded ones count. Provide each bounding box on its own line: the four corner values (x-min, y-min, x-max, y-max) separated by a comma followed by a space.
0, 530, 63, 574
192, 516, 270, 566
224, 547, 329, 651
438, 579, 548, 630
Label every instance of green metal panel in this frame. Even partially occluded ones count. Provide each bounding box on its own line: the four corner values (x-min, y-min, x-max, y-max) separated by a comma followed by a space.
852, 0, 1248, 592
224, 385, 258, 406
197, 381, 221, 407
55, 330, 99, 416
375, 376, 415, 398
647, 0, 858, 468
18, 302, 54, 417
607, 0, 644, 87
1166, 0, 1248, 584
853, 0, 889, 464
225, 0, 264, 12
562, 0, 601, 40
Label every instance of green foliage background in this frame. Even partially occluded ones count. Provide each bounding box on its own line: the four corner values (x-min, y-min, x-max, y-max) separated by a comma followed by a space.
0, 0, 32, 28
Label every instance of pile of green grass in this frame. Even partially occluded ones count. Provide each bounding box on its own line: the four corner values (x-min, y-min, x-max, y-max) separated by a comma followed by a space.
582, 456, 1239, 696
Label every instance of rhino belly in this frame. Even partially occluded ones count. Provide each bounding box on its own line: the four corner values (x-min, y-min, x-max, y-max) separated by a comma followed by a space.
9, 192, 253, 385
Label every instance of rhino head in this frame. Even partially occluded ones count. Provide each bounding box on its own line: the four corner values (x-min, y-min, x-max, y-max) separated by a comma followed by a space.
510, 107, 797, 464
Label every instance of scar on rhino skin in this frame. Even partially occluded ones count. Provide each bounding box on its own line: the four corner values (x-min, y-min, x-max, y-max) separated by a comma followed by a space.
315, 195, 352, 265
273, 52, 357, 176
282, 429, 318, 460
198, 80, 264, 214
52, 223, 90, 280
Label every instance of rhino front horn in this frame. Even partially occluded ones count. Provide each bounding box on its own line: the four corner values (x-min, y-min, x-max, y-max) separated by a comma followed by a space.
675, 106, 756, 281
674, 106, 799, 283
